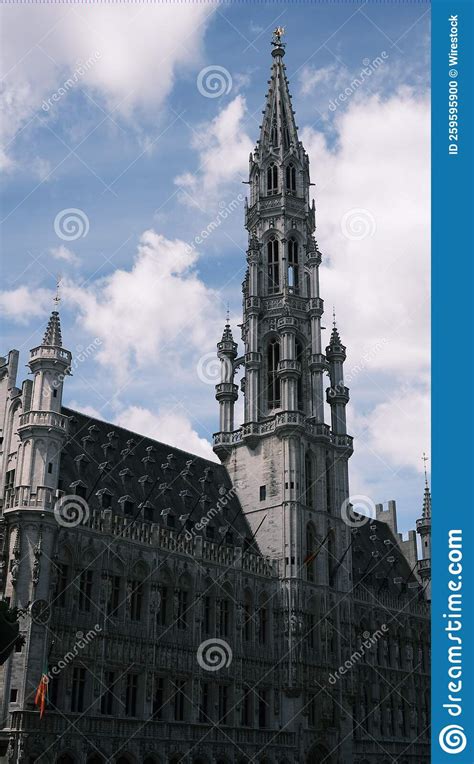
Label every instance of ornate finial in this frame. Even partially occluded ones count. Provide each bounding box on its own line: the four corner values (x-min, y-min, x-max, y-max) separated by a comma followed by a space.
422, 452, 429, 485
53, 275, 62, 309
272, 26, 285, 43
271, 27, 286, 54
226, 303, 230, 325
332, 306, 336, 328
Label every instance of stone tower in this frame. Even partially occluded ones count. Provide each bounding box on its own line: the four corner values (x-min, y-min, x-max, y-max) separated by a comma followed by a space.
213, 31, 354, 751
213, 28, 353, 582
0, 310, 71, 720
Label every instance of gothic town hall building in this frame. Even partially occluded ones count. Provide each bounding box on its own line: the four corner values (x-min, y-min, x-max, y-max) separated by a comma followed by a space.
0, 33, 430, 764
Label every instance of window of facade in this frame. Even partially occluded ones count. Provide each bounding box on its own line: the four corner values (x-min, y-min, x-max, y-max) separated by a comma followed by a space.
153, 676, 165, 719
258, 601, 268, 645
100, 671, 115, 715
267, 339, 281, 410
286, 163, 296, 192
177, 588, 188, 630
267, 163, 278, 193
288, 238, 299, 293
267, 237, 280, 294
78, 570, 93, 612
174, 680, 186, 721
258, 690, 268, 728
259, 485, 266, 501
218, 685, 230, 725
305, 452, 313, 508
106, 575, 120, 616
125, 674, 138, 716
241, 686, 252, 726
71, 667, 86, 712
199, 681, 210, 722
128, 580, 143, 621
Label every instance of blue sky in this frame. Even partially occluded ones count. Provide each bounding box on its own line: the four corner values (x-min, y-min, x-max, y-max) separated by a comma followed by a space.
0, 1, 431, 534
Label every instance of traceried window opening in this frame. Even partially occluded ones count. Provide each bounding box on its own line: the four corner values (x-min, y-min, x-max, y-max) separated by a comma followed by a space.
71, 667, 86, 712
78, 570, 93, 612
267, 339, 281, 410
129, 580, 143, 621
125, 674, 138, 716
266, 163, 278, 194
100, 671, 115, 715
177, 589, 188, 630
270, 121, 278, 146
288, 239, 299, 293
267, 238, 280, 294
286, 163, 296, 192
153, 677, 165, 719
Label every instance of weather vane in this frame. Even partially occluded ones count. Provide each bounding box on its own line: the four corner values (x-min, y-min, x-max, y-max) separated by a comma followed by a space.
272, 27, 286, 46
53, 275, 62, 309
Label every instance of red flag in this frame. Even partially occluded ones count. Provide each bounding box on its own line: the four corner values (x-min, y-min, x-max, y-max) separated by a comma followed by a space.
35, 670, 48, 719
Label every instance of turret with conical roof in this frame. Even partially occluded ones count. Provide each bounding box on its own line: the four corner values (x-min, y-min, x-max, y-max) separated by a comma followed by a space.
215, 315, 238, 439
15, 308, 72, 501
326, 311, 350, 437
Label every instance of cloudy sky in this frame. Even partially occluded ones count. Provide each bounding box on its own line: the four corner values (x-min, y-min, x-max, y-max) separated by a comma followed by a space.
0, 2, 430, 533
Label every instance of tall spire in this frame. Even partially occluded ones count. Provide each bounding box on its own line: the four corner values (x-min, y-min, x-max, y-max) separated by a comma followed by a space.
42, 311, 62, 348
257, 28, 299, 158
422, 452, 431, 519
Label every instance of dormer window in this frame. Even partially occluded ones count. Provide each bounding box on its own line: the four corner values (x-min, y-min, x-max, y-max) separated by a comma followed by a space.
267, 237, 280, 294
267, 164, 278, 194
286, 163, 296, 192
288, 238, 299, 293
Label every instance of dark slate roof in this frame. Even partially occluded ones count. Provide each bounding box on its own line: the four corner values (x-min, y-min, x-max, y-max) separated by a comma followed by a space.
351, 518, 422, 597
59, 408, 256, 548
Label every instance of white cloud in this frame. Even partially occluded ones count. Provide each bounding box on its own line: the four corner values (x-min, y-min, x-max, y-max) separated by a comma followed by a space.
67, 400, 103, 420
0, 286, 52, 323
50, 245, 80, 266
65, 229, 222, 380
174, 95, 253, 209
0, 4, 215, 169
116, 404, 216, 461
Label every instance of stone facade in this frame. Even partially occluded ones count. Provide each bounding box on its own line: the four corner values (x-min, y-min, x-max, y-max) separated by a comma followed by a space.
0, 31, 430, 764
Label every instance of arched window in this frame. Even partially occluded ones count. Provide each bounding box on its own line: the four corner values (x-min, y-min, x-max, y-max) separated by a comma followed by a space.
271, 120, 278, 146
267, 339, 281, 410
305, 452, 314, 509
288, 239, 299, 293
305, 524, 316, 582
286, 163, 296, 192
267, 163, 278, 194
267, 238, 280, 294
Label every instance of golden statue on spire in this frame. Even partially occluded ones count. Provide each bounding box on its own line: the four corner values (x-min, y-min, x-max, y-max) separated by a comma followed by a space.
272, 26, 286, 45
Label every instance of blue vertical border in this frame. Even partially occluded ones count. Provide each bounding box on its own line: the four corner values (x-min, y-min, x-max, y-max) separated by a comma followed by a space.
432, 0, 474, 762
